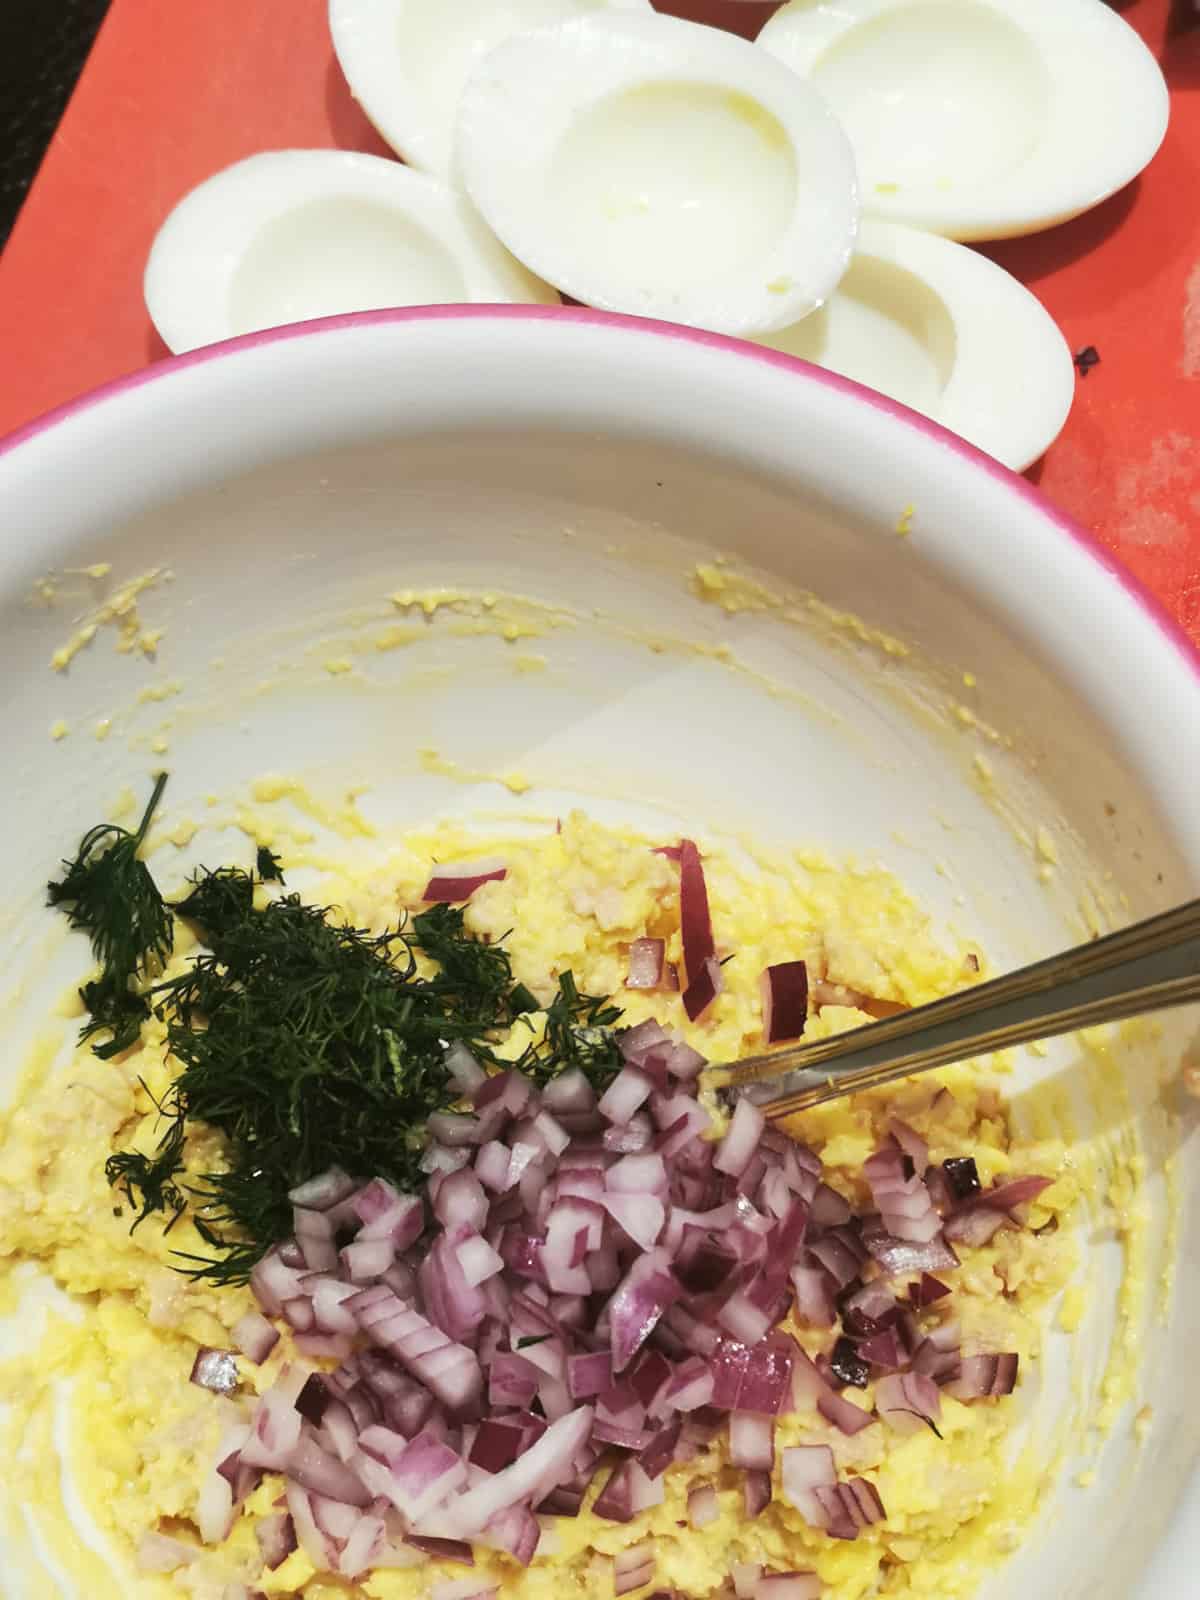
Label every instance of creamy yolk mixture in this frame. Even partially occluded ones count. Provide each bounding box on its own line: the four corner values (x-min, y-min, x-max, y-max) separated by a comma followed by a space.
0, 810, 1091, 1599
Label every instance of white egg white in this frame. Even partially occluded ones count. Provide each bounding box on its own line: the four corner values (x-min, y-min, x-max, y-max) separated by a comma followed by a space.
455, 11, 860, 338
755, 219, 1075, 472
143, 150, 559, 354
328, 0, 652, 180
758, 0, 1169, 241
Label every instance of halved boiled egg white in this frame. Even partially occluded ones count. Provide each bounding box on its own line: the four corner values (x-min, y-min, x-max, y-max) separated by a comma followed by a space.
758, 0, 1169, 241
755, 219, 1074, 471
456, 12, 859, 337
329, 0, 652, 180
143, 150, 558, 355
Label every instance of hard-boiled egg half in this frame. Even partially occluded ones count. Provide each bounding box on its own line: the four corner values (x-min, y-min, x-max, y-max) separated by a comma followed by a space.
758, 0, 1169, 241
755, 219, 1074, 471
144, 150, 558, 355
456, 12, 859, 337
329, 0, 652, 180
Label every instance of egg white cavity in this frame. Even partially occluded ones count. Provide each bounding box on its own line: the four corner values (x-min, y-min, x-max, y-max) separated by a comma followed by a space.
230, 196, 469, 334
329, 0, 652, 179
756, 220, 1074, 471
758, 0, 1169, 241
761, 248, 956, 420
457, 12, 859, 336
811, 2, 1050, 192
548, 81, 798, 294
144, 150, 558, 354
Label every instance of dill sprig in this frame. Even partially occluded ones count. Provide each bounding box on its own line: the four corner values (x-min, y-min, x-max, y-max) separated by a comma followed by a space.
104, 1080, 188, 1230
520, 970, 623, 1088
50, 783, 626, 1287
255, 845, 285, 883
47, 773, 173, 1057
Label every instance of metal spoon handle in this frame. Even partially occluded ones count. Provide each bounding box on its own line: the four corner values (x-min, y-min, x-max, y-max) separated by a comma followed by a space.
713, 897, 1200, 1118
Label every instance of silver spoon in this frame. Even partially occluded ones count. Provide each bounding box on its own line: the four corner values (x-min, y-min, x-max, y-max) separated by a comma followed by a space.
710, 898, 1200, 1119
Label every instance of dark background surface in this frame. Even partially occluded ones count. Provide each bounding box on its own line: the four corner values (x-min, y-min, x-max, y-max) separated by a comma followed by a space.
0, 0, 111, 249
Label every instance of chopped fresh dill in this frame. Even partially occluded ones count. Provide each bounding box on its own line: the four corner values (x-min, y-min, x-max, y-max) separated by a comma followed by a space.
255, 845, 285, 882
521, 970, 623, 1088
47, 772, 173, 1056
104, 1080, 188, 1230
50, 779, 626, 1287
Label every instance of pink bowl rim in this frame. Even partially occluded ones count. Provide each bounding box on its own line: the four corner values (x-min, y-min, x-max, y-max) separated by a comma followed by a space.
2, 301, 1196, 679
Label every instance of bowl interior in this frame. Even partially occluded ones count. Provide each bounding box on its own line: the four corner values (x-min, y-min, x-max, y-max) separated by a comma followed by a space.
1, 310, 1197, 1599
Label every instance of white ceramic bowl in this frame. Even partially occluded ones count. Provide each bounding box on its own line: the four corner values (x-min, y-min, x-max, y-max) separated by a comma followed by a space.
0, 308, 1196, 1599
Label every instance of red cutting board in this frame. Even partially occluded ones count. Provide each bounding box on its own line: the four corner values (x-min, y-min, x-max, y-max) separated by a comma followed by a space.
1, 0, 1198, 640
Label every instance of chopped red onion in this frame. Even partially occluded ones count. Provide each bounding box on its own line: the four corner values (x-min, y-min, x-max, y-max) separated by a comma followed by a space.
743, 1469, 772, 1519
627, 938, 667, 990
808, 1232, 865, 1290
137, 1531, 198, 1572
455, 1232, 504, 1287
718, 1290, 774, 1347
663, 1357, 715, 1412
729, 1413, 775, 1471
817, 1385, 875, 1435
713, 1097, 765, 1179
959, 1174, 1053, 1216
862, 1221, 959, 1278
732, 1563, 762, 1599
429, 1111, 483, 1148
676, 838, 715, 973
942, 1155, 981, 1201
857, 1329, 903, 1370
754, 1574, 820, 1600
790, 1264, 837, 1329
285, 1434, 371, 1508
813, 1477, 886, 1540
780, 1442, 836, 1526
944, 1207, 1009, 1247
944, 1352, 1019, 1400
761, 961, 809, 1044
446, 1042, 488, 1095
434, 1168, 490, 1232
449, 1406, 595, 1538
285, 1481, 335, 1569
592, 1458, 663, 1523
542, 1067, 597, 1115
341, 1237, 396, 1283
294, 1206, 339, 1272
313, 1495, 362, 1540
196, 1467, 236, 1546
255, 1510, 297, 1571
289, 1167, 358, 1211
240, 1390, 303, 1473
888, 1118, 929, 1176
422, 861, 508, 903
614, 1541, 656, 1596
683, 955, 724, 1022
810, 1183, 851, 1227
405, 1536, 475, 1565
190, 1347, 240, 1397
598, 1066, 655, 1126
638, 1417, 682, 1480
481, 1505, 540, 1566
688, 1482, 719, 1528
603, 1192, 665, 1251
606, 1248, 681, 1372
339, 1513, 386, 1579
467, 1419, 522, 1473
355, 1185, 423, 1250
910, 1272, 952, 1308
229, 1315, 277, 1371
875, 1371, 942, 1434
